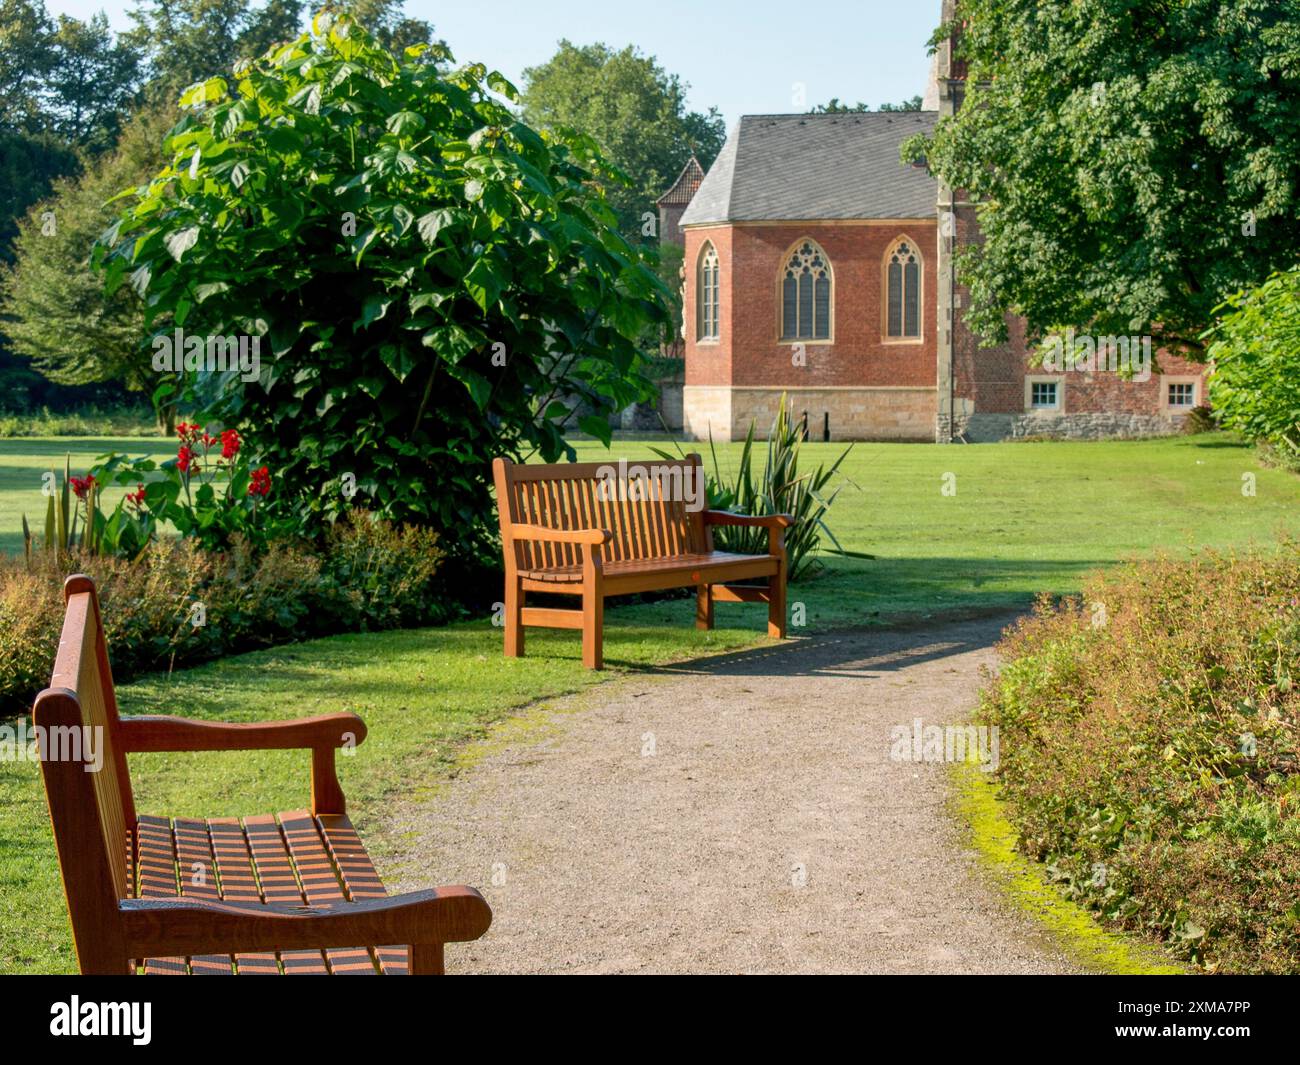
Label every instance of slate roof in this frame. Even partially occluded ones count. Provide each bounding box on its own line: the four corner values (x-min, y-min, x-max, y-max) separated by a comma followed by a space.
656, 155, 706, 206
679, 111, 938, 225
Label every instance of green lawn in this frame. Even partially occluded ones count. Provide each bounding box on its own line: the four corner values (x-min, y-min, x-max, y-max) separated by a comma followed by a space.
0, 436, 171, 556
577, 432, 1300, 629
2, 430, 1298, 972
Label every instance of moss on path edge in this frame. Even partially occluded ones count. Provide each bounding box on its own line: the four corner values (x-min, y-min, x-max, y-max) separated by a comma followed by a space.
952, 765, 1187, 975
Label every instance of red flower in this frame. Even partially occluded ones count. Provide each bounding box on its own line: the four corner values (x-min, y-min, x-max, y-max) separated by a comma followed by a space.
177, 445, 195, 474
202, 432, 218, 449
220, 429, 241, 460
248, 465, 271, 498
69, 475, 96, 500
126, 484, 146, 508
176, 421, 202, 446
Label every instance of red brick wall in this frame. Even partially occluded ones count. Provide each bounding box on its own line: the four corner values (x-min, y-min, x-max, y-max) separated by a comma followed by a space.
684, 222, 938, 389
683, 225, 734, 388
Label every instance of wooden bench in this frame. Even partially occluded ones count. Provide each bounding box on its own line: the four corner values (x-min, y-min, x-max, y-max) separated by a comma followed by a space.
492, 454, 793, 669
35, 575, 491, 975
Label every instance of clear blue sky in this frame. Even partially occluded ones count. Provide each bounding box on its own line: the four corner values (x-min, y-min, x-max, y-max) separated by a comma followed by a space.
47, 1, 941, 126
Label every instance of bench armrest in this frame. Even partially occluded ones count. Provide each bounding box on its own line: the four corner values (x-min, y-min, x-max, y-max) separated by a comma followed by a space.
703, 510, 795, 529
511, 523, 612, 546
119, 712, 367, 753
120, 886, 491, 973
120, 712, 365, 816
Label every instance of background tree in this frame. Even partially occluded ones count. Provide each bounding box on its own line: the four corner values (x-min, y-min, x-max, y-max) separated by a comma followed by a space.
2, 105, 172, 412
903, 0, 1300, 356
43, 13, 141, 151
125, 0, 304, 99
520, 41, 726, 239
97, 14, 668, 558
0, 0, 53, 132
810, 96, 922, 113
877, 94, 922, 112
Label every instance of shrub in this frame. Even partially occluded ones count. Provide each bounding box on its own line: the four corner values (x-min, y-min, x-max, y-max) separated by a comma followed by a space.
1181, 404, 1217, 435
316, 510, 445, 631
96, 12, 668, 562
1206, 267, 1300, 458
0, 513, 447, 719
979, 545, 1300, 973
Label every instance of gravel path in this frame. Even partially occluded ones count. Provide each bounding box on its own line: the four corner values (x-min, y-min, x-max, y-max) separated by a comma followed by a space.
386, 613, 1085, 974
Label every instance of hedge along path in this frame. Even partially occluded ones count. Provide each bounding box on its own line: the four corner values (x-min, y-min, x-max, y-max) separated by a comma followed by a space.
384, 613, 1153, 974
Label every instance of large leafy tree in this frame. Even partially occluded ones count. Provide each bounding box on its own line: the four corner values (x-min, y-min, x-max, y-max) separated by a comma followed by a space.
521, 41, 726, 239
904, 0, 1300, 356
97, 13, 668, 556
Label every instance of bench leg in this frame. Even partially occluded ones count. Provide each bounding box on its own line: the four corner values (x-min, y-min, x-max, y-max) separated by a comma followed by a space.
409, 942, 445, 975
695, 584, 714, 630
582, 588, 604, 670
768, 567, 787, 639
504, 576, 524, 658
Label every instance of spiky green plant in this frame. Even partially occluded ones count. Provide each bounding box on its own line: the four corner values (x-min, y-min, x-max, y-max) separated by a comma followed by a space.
657, 394, 859, 581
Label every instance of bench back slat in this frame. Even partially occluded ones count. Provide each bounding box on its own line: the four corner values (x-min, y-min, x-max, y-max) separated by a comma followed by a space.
493, 455, 707, 569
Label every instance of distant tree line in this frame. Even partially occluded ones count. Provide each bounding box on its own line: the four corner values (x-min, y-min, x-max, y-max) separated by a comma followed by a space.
0, 0, 436, 414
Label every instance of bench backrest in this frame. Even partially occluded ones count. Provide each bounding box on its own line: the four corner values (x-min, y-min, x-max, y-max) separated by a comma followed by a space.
34, 575, 136, 972
493, 455, 709, 570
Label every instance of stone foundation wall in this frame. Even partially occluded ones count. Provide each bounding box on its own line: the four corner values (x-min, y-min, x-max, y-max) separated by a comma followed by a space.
960, 410, 1190, 442
682, 385, 732, 440
684, 386, 935, 442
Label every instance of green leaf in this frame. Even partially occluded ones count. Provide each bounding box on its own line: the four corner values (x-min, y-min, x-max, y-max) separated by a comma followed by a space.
485, 71, 520, 101
416, 208, 460, 245
164, 226, 200, 262
180, 77, 228, 108
386, 111, 425, 135
464, 258, 502, 311
578, 414, 612, 447
360, 294, 393, 328
379, 344, 418, 383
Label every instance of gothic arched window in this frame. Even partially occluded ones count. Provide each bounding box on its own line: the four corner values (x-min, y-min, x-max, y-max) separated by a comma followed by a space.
886, 238, 922, 338
697, 242, 720, 341
780, 240, 832, 341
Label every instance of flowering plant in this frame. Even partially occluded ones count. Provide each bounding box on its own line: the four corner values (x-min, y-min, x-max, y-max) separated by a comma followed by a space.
94, 424, 284, 553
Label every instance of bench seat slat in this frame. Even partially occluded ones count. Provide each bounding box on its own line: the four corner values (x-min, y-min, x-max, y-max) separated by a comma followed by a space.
207, 818, 281, 974
243, 813, 331, 974
279, 810, 379, 975
522, 551, 778, 583
173, 817, 232, 975
133, 813, 410, 975
136, 815, 187, 975
318, 814, 409, 975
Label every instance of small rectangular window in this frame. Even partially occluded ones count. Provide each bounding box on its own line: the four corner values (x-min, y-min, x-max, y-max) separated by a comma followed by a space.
1030, 381, 1059, 409
1168, 382, 1195, 408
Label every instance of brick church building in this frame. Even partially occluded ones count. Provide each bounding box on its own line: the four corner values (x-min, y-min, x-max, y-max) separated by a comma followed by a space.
663, 1, 1208, 443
